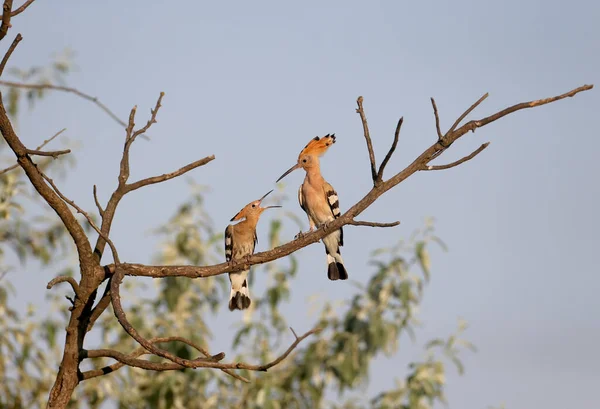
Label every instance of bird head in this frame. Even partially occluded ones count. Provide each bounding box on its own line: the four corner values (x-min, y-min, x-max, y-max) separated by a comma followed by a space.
230, 190, 282, 222
276, 134, 336, 182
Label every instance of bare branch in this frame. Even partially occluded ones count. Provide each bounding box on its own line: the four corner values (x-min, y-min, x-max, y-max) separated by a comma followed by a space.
423, 143, 490, 171
10, 0, 35, 16
92, 185, 104, 217
109, 84, 593, 281
448, 92, 489, 134
25, 148, 70, 158
40, 172, 121, 264
0, 94, 94, 265
356, 96, 378, 185
430, 98, 443, 140
125, 155, 215, 193
0, 32, 20, 77
86, 276, 111, 332
0, 0, 13, 42
47, 275, 80, 298
0, 128, 65, 175
111, 268, 318, 371
377, 116, 403, 181
0, 79, 134, 132
81, 337, 248, 383
348, 219, 400, 228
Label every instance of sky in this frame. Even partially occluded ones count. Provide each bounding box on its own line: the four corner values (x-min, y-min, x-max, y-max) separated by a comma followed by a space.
2, 0, 599, 408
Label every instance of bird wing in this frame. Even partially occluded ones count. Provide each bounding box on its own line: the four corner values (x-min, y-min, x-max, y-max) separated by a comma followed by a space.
323, 181, 343, 246
298, 184, 308, 215
225, 224, 234, 261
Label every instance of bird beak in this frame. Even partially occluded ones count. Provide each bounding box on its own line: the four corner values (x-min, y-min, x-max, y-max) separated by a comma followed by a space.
276, 164, 300, 183
262, 205, 282, 210
258, 189, 274, 203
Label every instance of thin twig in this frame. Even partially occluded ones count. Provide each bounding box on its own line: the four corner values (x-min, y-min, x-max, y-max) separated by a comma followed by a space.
10, 0, 35, 16
0, 79, 137, 132
356, 96, 378, 185
0, 128, 65, 175
0, 33, 20, 77
430, 98, 443, 140
93, 185, 104, 217
47, 275, 80, 298
448, 93, 489, 134
377, 116, 403, 181
348, 219, 400, 228
41, 172, 121, 264
0, 0, 13, 41
423, 143, 490, 171
125, 155, 215, 192
25, 148, 70, 158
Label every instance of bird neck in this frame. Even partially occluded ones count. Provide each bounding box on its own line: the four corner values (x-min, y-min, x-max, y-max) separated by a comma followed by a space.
304, 163, 323, 183
240, 215, 259, 230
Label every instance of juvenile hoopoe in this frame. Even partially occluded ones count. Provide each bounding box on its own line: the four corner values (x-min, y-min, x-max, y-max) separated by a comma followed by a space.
225, 190, 281, 311
276, 134, 348, 281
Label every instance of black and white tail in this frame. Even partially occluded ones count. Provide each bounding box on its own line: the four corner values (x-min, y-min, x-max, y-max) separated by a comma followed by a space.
228, 271, 251, 310
322, 228, 347, 280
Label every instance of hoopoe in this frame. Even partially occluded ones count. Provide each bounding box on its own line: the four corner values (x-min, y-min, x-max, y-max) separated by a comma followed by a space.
276, 134, 348, 281
225, 190, 280, 311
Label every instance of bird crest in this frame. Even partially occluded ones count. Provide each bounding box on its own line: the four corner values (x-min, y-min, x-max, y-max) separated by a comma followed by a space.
299, 134, 336, 159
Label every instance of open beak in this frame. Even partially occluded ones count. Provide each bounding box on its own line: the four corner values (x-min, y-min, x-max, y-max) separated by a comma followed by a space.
276, 164, 300, 183
258, 189, 274, 203
258, 190, 282, 211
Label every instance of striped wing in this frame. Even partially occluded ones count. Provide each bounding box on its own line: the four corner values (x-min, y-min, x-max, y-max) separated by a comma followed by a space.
298, 184, 308, 216
224, 224, 234, 261
324, 182, 343, 246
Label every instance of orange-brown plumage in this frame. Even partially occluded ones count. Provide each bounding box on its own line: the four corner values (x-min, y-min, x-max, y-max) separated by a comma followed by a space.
299, 134, 336, 159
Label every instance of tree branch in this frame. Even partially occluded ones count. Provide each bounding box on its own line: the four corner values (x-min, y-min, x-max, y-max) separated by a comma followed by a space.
430, 98, 443, 140
0, 79, 135, 132
124, 155, 215, 193
448, 92, 489, 134
0, 94, 94, 267
0, 0, 13, 42
108, 84, 593, 281
356, 96, 378, 185
86, 275, 110, 332
377, 116, 403, 181
25, 147, 70, 158
348, 219, 400, 228
47, 275, 80, 298
0, 32, 20, 77
10, 0, 35, 16
0, 127, 65, 175
110, 267, 319, 371
80, 337, 249, 383
423, 142, 490, 171
92, 185, 104, 217
41, 171, 121, 264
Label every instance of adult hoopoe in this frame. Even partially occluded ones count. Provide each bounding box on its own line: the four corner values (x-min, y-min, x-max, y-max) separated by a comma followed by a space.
276, 134, 348, 281
225, 190, 281, 311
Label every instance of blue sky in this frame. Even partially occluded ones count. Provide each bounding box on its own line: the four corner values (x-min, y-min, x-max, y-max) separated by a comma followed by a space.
3, 1, 599, 408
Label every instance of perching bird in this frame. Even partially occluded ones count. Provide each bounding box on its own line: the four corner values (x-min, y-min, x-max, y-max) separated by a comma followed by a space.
276, 134, 348, 280
225, 190, 281, 311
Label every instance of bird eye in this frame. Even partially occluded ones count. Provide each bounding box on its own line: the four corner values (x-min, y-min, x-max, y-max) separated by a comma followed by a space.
302, 158, 307, 163
252, 204, 256, 208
